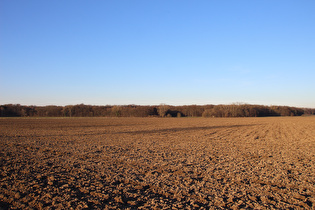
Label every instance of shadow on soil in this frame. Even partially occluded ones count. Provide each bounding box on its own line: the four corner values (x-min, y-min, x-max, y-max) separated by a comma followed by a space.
117, 124, 259, 135
0, 201, 10, 210
3, 124, 260, 138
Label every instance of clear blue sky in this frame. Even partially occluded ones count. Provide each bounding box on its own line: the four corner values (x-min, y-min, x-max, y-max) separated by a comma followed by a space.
1, 0, 314, 107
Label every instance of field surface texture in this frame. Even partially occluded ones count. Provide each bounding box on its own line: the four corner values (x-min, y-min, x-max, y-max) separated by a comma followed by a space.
1, 117, 315, 209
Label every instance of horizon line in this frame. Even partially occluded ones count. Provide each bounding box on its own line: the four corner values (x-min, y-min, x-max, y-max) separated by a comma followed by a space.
1, 103, 315, 109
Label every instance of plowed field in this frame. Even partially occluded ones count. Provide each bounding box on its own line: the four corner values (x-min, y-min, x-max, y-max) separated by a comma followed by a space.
1, 117, 315, 209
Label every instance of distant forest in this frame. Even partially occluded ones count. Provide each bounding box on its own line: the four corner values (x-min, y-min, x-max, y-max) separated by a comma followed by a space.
1, 104, 315, 118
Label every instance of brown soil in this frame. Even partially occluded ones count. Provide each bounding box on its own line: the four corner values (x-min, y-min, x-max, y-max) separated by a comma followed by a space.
1, 117, 315, 209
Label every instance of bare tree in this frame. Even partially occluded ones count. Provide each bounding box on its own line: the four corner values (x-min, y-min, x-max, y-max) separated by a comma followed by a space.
158, 104, 169, 117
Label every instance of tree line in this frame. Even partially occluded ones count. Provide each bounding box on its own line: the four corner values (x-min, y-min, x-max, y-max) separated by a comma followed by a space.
1, 103, 314, 118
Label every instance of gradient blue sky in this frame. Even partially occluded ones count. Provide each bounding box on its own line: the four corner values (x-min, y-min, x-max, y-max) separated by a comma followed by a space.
1, 0, 314, 107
